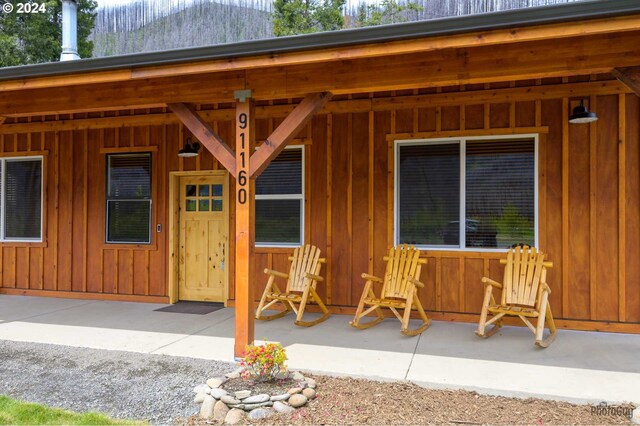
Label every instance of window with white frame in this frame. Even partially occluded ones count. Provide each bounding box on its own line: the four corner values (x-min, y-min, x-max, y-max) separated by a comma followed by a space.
106, 153, 152, 244
395, 136, 536, 250
255, 147, 303, 246
0, 157, 43, 242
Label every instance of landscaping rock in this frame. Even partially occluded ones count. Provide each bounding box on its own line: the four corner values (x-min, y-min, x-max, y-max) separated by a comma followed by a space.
248, 407, 274, 420
235, 390, 251, 399
221, 394, 241, 405
288, 393, 308, 408
274, 371, 289, 380
225, 367, 244, 379
302, 388, 316, 400
273, 400, 296, 414
632, 407, 640, 425
209, 388, 228, 399
224, 408, 245, 425
287, 387, 302, 395
193, 384, 210, 394
228, 404, 245, 410
243, 401, 273, 410
213, 400, 229, 421
199, 395, 215, 419
292, 371, 305, 381
206, 377, 225, 388
273, 401, 296, 414
194, 392, 207, 404
306, 378, 317, 389
270, 393, 290, 402
243, 393, 270, 404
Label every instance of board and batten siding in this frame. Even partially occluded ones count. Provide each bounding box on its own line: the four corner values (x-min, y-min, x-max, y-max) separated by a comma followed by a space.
0, 83, 638, 332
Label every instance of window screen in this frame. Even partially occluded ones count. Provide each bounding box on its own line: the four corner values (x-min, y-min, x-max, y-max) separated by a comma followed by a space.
398, 143, 460, 246
255, 148, 303, 245
106, 153, 152, 244
465, 140, 535, 248
2, 158, 42, 240
397, 138, 536, 250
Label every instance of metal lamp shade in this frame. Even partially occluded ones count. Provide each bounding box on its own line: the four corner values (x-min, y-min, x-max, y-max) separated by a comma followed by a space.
569, 100, 598, 124
178, 140, 200, 157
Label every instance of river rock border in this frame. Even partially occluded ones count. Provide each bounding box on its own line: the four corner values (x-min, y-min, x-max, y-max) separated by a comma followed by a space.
193, 368, 317, 424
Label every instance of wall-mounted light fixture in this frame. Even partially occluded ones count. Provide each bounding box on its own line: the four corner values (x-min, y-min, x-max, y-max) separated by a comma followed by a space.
569, 99, 598, 124
178, 137, 200, 157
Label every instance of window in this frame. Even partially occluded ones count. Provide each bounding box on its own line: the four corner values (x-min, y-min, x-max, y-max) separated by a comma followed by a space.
255, 147, 303, 246
0, 157, 43, 242
396, 136, 536, 250
106, 153, 152, 244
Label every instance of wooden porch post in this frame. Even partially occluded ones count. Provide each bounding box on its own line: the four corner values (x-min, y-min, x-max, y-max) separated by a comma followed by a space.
234, 90, 255, 358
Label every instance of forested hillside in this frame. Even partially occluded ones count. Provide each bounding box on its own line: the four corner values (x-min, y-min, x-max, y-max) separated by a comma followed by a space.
90, 0, 584, 57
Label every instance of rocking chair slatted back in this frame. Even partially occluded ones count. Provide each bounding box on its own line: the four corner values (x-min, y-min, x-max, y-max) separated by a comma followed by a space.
502, 245, 549, 306
286, 244, 324, 293
382, 244, 425, 299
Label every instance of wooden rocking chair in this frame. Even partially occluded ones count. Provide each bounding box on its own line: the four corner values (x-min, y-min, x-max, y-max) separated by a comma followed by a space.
255, 244, 330, 327
476, 245, 557, 347
350, 245, 430, 336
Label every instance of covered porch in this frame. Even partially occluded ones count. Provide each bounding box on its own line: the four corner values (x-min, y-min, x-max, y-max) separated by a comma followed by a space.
1, 294, 638, 405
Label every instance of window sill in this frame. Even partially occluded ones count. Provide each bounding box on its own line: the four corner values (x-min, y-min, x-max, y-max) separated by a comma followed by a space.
102, 243, 157, 251
0, 241, 47, 248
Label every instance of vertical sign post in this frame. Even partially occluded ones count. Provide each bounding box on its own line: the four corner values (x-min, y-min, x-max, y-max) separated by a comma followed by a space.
234, 90, 255, 359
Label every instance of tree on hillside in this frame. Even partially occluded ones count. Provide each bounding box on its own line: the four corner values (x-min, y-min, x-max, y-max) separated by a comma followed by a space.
356, 0, 423, 26
273, 0, 345, 36
0, 0, 98, 67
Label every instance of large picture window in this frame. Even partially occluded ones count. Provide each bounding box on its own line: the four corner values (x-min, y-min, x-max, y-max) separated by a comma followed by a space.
255, 147, 303, 246
106, 153, 152, 244
396, 136, 536, 250
0, 157, 43, 242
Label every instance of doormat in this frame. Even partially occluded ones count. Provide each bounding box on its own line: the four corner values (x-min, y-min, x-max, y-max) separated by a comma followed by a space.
154, 301, 225, 315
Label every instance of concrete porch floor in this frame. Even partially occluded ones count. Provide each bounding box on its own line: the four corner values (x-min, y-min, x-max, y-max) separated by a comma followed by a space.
0, 295, 638, 405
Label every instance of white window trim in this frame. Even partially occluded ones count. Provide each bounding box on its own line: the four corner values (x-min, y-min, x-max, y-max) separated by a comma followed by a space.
255, 145, 305, 248
0, 156, 44, 243
394, 134, 539, 252
105, 153, 153, 245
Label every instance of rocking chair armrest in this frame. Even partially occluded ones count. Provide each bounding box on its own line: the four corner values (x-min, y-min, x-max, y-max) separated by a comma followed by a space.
361, 273, 383, 283
481, 277, 503, 289
264, 268, 289, 279
304, 272, 324, 282
540, 282, 551, 295
407, 277, 425, 288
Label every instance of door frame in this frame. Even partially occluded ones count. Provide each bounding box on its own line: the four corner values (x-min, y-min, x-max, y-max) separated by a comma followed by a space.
168, 170, 230, 304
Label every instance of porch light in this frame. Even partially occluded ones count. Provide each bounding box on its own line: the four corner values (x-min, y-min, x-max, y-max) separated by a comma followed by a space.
178, 137, 200, 157
569, 99, 598, 124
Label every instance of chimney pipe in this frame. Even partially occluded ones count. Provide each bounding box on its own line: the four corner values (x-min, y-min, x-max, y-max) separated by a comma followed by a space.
60, 0, 80, 61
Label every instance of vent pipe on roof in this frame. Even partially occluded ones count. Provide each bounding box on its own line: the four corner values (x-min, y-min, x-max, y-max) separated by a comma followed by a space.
60, 0, 80, 61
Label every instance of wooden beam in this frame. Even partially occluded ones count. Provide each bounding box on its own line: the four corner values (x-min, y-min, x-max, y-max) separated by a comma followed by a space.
2, 14, 640, 93
0, 79, 629, 132
249, 92, 332, 178
3, 31, 640, 117
234, 96, 255, 358
168, 102, 237, 177
612, 66, 640, 96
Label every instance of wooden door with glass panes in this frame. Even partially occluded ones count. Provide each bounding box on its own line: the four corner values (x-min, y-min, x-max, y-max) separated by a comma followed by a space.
178, 175, 228, 302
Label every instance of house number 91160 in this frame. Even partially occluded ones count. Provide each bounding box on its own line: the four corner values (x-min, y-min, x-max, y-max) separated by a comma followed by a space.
237, 112, 248, 205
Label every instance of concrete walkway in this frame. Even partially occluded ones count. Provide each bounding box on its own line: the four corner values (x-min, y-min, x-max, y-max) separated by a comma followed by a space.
1, 295, 639, 405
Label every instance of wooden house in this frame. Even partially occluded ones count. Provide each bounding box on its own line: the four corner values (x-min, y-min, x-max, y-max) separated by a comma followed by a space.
1, 0, 639, 356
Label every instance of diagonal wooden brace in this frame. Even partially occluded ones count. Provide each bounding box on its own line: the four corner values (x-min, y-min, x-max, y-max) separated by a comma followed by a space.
249, 92, 332, 178
612, 66, 640, 97
167, 102, 237, 176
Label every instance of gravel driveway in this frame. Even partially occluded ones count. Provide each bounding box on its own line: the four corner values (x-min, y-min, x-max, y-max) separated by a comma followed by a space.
0, 340, 235, 425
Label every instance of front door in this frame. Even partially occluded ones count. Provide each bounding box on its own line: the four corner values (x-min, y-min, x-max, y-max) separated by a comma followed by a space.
178, 174, 228, 302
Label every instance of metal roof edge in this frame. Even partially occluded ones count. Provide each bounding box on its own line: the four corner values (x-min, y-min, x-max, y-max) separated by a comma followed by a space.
0, 0, 639, 82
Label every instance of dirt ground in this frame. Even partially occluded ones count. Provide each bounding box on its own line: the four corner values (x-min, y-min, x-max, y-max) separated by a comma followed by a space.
189, 374, 635, 425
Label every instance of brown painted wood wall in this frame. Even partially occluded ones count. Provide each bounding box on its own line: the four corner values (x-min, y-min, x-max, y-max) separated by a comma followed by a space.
1, 82, 639, 331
